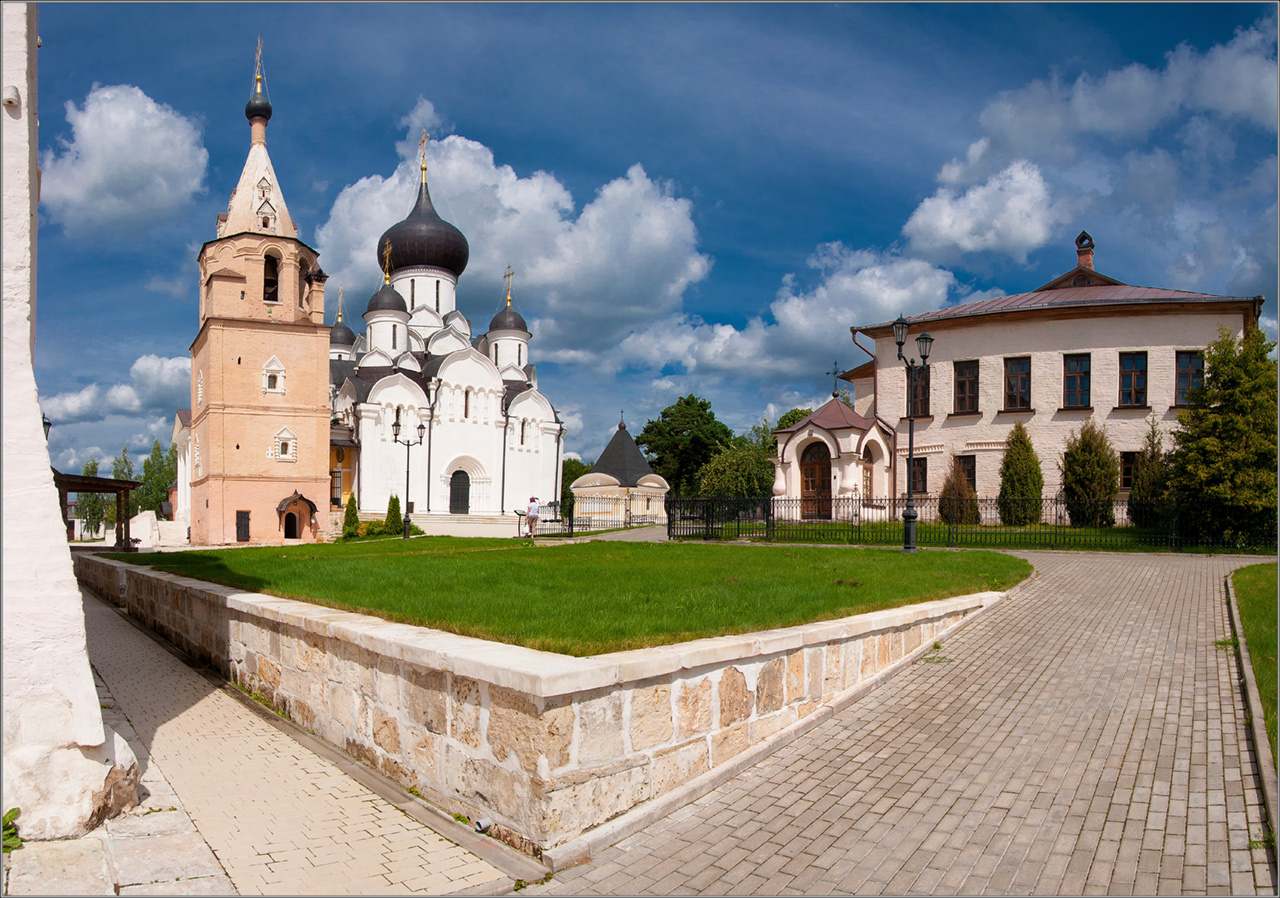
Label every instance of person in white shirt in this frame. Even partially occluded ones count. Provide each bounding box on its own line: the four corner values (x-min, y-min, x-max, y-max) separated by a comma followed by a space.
526, 497, 539, 537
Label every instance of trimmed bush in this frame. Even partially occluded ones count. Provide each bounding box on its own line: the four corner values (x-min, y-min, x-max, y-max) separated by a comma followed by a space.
385, 495, 403, 535
997, 421, 1043, 526
939, 456, 980, 525
1061, 418, 1119, 527
1128, 417, 1169, 528
342, 494, 360, 539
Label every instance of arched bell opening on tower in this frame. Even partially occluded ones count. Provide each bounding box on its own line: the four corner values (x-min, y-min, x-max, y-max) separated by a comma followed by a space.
263, 254, 279, 304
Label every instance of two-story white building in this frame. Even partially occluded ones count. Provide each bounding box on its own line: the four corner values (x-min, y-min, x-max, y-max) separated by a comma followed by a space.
773, 232, 1263, 510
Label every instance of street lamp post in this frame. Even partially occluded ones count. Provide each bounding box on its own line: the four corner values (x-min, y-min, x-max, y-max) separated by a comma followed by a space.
391, 419, 426, 540
893, 315, 934, 554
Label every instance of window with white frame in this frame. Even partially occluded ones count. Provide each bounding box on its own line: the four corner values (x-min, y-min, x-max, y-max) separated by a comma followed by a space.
273, 427, 297, 462
197, 370, 204, 405
193, 435, 201, 476
262, 357, 285, 394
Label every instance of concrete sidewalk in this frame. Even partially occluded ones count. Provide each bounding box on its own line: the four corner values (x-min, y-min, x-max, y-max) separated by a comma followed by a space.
528, 552, 1277, 896
4, 589, 545, 896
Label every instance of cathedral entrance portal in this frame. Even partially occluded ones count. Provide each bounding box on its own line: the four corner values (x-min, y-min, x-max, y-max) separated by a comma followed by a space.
284, 512, 299, 539
450, 470, 470, 515
800, 442, 832, 519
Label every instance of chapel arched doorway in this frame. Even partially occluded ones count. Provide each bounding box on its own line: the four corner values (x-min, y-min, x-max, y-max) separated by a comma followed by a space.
449, 470, 471, 515
284, 512, 299, 539
800, 442, 832, 519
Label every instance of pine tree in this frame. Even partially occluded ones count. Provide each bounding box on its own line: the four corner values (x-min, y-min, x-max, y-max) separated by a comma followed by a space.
385, 494, 403, 535
997, 421, 1043, 526
1128, 417, 1169, 528
1168, 326, 1278, 545
938, 456, 980, 525
1060, 418, 1119, 527
343, 494, 360, 539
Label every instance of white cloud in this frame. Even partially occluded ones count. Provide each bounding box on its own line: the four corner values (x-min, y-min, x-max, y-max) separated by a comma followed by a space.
41, 354, 189, 425
40, 84, 208, 237
315, 110, 711, 358
903, 161, 1060, 262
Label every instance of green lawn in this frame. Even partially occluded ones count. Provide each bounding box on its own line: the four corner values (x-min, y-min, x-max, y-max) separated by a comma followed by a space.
107, 540, 1031, 656
1233, 562, 1277, 760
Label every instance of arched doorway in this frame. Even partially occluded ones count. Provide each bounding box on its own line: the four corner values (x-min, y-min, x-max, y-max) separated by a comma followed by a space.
801, 442, 832, 519
449, 470, 470, 515
284, 512, 299, 539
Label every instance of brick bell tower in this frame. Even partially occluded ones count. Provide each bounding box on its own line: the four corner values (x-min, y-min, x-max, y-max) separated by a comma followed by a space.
189, 44, 331, 544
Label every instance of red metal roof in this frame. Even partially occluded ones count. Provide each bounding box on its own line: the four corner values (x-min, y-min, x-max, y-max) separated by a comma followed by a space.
861, 283, 1256, 332
775, 396, 874, 434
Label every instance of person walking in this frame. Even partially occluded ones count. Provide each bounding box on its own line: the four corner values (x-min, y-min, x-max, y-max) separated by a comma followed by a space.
525, 496, 539, 537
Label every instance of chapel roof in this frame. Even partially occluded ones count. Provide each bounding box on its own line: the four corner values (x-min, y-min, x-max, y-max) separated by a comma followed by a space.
591, 421, 656, 488
774, 397, 875, 435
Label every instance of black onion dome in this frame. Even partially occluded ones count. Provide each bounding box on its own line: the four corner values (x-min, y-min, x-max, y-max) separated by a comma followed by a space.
489, 305, 528, 333
330, 319, 356, 345
365, 282, 407, 315
245, 92, 272, 123
377, 180, 469, 277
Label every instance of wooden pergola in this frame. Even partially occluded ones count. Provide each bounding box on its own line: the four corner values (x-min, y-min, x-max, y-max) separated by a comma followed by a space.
51, 468, 142, 551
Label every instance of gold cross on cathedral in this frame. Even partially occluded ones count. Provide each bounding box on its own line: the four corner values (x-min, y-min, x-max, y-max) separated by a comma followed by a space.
503, 265, 514, 306
382, 242, 393, 283
419, 129, 429, 180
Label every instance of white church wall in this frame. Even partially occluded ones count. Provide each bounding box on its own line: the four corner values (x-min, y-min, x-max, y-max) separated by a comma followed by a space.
2, 3, 139, 839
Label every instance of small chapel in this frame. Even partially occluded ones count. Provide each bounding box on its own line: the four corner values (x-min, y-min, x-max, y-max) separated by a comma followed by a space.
176, 54, 563, 544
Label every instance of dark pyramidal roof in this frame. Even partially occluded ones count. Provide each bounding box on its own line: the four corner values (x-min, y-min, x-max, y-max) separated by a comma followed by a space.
592, 422, 655, 488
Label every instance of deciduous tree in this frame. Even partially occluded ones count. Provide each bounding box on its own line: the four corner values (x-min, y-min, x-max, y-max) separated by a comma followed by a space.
697, 440, 775, 498
111, 445, 140, 519
561, 457, 592, 509
636, 395, 734, 496
78, 458, 105, 539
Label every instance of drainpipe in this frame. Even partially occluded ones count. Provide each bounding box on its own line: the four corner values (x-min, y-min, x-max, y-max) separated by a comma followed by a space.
424, 379, 440, 513
499, 405, 512, 515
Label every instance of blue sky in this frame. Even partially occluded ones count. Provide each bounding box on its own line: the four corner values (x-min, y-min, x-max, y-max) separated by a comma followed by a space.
33, 3, 1277, 469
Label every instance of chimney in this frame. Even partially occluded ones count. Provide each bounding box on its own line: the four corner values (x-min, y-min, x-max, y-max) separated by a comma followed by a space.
1075, 230, 1095, 271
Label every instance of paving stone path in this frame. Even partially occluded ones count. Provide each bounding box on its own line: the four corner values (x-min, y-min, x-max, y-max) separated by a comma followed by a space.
529, 551, 1277, 896
82, 591, 513, 896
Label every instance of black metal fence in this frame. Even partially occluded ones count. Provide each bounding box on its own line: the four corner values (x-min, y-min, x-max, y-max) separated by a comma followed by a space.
518, 495, 668, 538
666, 495, 1278, 552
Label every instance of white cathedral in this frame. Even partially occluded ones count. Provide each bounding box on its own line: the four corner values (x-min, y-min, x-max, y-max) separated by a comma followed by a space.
327, 139, 564, 531
175, 59, 563, 544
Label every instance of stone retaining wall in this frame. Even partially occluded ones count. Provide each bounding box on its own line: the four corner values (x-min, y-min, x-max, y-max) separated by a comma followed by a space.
75, 554, 1001, 854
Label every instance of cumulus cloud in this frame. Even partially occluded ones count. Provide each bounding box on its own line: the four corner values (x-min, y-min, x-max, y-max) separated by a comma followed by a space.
41, 354, 190, 425
315, 110, 711, 358
611, 244, 959, 379
41, 84, 208, 238
904, 160, 1061, 262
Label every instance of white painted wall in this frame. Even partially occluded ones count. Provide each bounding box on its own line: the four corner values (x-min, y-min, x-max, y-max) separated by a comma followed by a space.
2, 3, 137, 839
871, 310, 1249, 497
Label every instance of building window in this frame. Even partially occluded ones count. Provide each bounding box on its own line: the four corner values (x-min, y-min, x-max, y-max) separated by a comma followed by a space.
1119, 352, 1147, 407
274, 428, 296, 462
1176, 351, 1203, 406
1120, 451, 1137, 491
908, 366, 930, 417
392, 325, 397, 350
435, 280, 440, 312
1004, 357, 1031, 410
410, 280, 415, 310
1063, 354, 1090, 408
910, 457, 928, 494
518, 344, 523, 367
520, 420, 526, 445
279, 440, 290, 457
197, 371, 204, 405
953, 360, 978, 413
262, 357, 285, 393
263, 255, 279, 304
464, 390, 470, 419
958, 455, 976, 491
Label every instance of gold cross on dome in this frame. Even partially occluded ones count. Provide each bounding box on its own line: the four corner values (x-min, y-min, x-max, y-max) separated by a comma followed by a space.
254, 37, 263, 85
336, 284, 344, 323
826, 360, 841, 397
381, 243, 392, 282
419, 129, 429, 181
503, 265, 514, 306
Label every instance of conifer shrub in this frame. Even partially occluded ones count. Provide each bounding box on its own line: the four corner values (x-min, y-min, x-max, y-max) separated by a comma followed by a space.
939, 456, 980, 525
385, 495, 403, 535
997, 421, 1043, 526
343, 494, 360, 539
1061, 418, 1119, 527
1128, 417, 1169, 528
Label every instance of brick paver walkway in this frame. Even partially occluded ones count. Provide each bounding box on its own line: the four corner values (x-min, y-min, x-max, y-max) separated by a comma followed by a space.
530, 552, 1277, 896
83, 591, 509, 896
